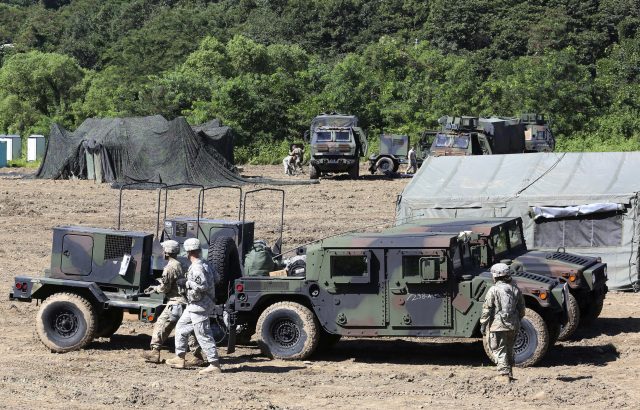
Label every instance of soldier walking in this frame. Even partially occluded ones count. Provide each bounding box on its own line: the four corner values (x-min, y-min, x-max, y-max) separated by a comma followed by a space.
480, 263, 526, 382
166, 238, 222, 375
141, 240, 201, 364
407, 145, 417, 174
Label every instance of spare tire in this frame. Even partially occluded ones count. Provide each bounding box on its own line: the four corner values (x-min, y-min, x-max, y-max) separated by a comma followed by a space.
208, 236, 242, 304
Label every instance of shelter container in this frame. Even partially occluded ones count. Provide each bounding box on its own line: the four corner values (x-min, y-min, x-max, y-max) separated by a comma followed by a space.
0, 141, 6, 167
396, 152, 640, 290
27, 135, 45, 161
0, 134, 21, 161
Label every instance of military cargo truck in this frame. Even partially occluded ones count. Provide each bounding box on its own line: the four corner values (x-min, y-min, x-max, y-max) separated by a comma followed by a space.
229, 228, 569, 367
520, 113, 555, 152
430, 116, 525, 157
305, 113, 368, 179
389, 217, 608, 340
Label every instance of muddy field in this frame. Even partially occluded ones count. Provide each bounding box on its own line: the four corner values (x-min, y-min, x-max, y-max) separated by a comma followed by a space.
0, 165, 639, 409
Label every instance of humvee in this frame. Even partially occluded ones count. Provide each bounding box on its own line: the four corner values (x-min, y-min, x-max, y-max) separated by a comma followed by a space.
305, 113, 368, 179
430, 116, 525, 157
229, 228, 569, 367
389, 217, 608, 340
8, 183, 285, 353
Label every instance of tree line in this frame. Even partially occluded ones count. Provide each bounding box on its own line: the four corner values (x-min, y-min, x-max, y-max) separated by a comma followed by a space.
0, 0, 639, 162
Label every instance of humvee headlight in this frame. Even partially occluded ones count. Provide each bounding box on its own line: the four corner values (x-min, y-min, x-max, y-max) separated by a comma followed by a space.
539, 291, 548, 300
569, 273, 577, 282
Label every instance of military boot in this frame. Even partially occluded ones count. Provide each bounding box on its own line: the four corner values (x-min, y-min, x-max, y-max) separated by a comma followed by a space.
198, 361, 222, 375
184, 352, 205, 368
141, 348, 161, 364
494, 374, 512, 384
166, 355, 186, 369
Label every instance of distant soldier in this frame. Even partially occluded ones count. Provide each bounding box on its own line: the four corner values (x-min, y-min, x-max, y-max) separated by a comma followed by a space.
407, 145, 417, 174
283, 153, 294, 175
480, 263, 526, 382
166, 238, 222, 375
141, 240, 202, 364
291, 144, 304, 174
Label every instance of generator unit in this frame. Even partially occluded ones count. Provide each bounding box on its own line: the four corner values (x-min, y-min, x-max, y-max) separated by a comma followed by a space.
49, 226, 154, 290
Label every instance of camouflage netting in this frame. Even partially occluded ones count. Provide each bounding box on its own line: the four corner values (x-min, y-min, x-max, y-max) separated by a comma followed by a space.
36, 116, 312, 186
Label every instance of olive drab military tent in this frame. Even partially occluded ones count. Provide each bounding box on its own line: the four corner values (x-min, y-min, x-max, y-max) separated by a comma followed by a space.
396, 152, 640, 290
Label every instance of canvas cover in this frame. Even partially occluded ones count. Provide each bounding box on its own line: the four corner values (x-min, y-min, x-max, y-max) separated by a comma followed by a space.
191, 119, 235, 166
36, 116, 308, 186
396, 152, 640, 290
310, 114, 358, 130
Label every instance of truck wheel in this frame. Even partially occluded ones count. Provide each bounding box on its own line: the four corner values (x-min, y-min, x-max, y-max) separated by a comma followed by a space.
557, 293, 580, 341
580, 293, 605, 324
348, 162, 360, 179
483, 308, 549, 367
256, 301, 319, 360
375, 157, 394, 174
547, 320, 561, 346
316, 329, 341, 353
208, 236, 243, 304
309, 165, 319, 179
95, 308, 124, 338
36, 292, 97, 353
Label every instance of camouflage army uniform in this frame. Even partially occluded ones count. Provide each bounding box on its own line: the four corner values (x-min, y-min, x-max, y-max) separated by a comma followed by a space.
148, 258, 199, 352
480, 280, 526, 377
174, 258, 220, 365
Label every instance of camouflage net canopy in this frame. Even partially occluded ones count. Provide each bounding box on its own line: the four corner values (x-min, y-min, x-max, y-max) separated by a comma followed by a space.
36, 116, 311, 186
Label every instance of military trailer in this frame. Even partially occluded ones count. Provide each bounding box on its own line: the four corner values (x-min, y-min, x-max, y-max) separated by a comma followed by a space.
228, 228, 569, 367
305, 113, 368, 179
367, 134, 431, 174
520, 113, 555, 152
389, 217, 608, 340
7, 184, 286, 353
430, 116, 525, 157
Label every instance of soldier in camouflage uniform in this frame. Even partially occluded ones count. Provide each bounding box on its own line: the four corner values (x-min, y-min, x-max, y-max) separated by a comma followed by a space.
480, 263, 526, 382
166, 238, 222, 375
141, 240, 202, 365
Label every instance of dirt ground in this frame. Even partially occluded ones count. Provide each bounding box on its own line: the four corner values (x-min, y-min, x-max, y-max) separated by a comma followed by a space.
0, 165, 639, 409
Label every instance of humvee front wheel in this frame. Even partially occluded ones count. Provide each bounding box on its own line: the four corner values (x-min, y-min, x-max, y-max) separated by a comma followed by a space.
256, 301, 319, 360
557, 293, 580, 341
483, 308, 549, 367
36, 292, 97, 353
580, 292, 605, 324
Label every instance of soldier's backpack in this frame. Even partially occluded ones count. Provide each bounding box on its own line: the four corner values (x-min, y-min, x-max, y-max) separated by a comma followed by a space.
244, 240, 275, 277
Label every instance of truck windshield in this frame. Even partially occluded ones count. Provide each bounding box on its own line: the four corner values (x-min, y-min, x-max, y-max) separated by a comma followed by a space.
316, 131, 331, 141
452, 136, 469, 148
434, 134, 451, 147
434, 134, 469, 149
335, 131, 350, 141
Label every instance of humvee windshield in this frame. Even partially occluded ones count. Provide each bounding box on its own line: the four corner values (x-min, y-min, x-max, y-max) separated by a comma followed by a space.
508, 225, 524, 249
492, 230, 508, 254
335, 131, 350, 141
316, 131, 331, 141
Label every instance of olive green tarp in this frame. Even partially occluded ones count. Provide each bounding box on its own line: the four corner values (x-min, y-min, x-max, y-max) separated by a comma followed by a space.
396, 152, 640, 291
36, 115, 313, 186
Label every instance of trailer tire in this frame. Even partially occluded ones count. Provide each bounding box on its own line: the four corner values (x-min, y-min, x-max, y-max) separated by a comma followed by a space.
95, 308, 124, 338
309, 165, 319, 180
208, 236, 243, 304
483, 308, 549, 367
36, 292, 97, 353
557, 293, 580, 341
375, 157, 395, 175
256, 301, 319, 360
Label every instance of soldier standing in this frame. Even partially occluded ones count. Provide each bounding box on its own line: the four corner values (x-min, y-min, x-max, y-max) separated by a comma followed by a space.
407, 145, 417, 174
141, 240, 201, 364
480, 263, 525, 382
292, 144, 304, 174
166, 238, 222, 375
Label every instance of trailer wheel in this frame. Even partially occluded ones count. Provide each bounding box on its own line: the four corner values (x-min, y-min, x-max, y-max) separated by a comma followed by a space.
483, 308, 549, 367
95, 308, 124, 338
375, 157, 395, 174
256, 301, 319, 360
557, 293, 580, 341
36, 292, 97, 353
309, 165, 319, 180
208, 236, 243, 304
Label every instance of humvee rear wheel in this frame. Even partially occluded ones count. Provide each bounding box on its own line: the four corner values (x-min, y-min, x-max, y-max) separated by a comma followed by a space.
256, 301, 319, 360
208, 236, 242, 304
483, 308, 549, 367
309, 165, 319, 180
557, 293, 580, 341
95, 308, 124, 338
36, 292, 97, 353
